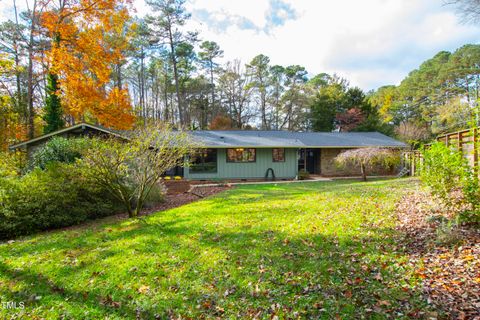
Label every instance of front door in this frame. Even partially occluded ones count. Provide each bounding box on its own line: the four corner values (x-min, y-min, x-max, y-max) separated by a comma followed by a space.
298, 149, 321, 174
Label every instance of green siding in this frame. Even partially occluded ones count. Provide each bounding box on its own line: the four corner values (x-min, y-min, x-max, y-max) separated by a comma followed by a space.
185, 148, 298, 180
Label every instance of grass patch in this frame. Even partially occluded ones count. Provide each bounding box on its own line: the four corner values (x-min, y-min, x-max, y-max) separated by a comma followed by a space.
0, 178, 430, 318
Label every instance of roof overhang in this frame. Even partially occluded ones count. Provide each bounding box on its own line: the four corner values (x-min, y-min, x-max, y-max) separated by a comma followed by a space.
196, 145, 406, 149
9, 123, 126, 150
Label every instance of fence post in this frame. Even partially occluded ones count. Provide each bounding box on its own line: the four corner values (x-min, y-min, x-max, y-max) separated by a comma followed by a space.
458, 132, 462, 152
411, 152, 415, 176
474, 128, 478, 175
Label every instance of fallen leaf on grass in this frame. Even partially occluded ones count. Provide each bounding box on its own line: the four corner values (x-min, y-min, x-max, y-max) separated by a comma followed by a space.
138, 285, 150, 294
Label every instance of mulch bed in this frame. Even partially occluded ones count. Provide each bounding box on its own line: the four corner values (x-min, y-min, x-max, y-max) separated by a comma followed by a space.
163, 180, 192, 195
139, 184, 231, 216
395, 188, 480, 319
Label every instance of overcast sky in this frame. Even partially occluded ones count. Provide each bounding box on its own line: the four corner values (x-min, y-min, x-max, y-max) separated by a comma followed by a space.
2, 0, 480, 90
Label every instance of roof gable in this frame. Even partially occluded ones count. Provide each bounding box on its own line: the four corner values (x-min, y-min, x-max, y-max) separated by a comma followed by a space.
8, 123, 126, 150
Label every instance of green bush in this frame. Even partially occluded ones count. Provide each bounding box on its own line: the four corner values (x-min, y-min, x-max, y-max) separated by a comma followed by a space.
435, 221, 463, 246
0, 151, 25, 178
29, 137, 90, 170
0, 162, 121, 239
420, 142, 480, 219
298, 169, 310, 180
142, 183, 167, 209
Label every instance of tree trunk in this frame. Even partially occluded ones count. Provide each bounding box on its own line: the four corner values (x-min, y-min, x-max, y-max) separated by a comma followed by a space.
116, 63, 123, 90
163, 73, 169, 122
12, 0, 23, 120
26, 0, 37, 139
210, 63, 215, 118
261, 92, 267, 129
140, 47, 146, 125
167, 23, 184, 126
360, 163, 367, 181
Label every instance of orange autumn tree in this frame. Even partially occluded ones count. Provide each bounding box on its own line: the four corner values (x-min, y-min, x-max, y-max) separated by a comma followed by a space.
40, 0, 135, 130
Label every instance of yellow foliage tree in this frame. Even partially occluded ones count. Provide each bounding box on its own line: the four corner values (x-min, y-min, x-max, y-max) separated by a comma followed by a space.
40, 0, 135, 130
0, 55, 26, 151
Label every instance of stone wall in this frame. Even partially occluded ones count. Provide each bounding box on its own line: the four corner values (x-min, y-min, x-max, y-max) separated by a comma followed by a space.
320, 148, 396, 177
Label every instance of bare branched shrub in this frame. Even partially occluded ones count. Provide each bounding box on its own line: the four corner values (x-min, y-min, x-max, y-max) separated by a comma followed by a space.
79, 124, 195, 217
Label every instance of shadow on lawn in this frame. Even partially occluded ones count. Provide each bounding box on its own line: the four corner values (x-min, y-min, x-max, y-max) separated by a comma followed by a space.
1, 221, 430, 318
0, 178, 429, 318
0, 261, 156, 319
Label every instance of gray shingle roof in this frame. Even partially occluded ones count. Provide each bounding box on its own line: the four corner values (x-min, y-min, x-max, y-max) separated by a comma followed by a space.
9, 122, 406, 150
190, 131, 406, 148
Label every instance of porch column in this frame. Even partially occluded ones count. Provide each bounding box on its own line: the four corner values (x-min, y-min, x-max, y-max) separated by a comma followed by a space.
304, 148, 307, 171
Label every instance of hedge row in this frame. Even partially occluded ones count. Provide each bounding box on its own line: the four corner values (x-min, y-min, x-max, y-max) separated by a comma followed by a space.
0, 163, 121, 239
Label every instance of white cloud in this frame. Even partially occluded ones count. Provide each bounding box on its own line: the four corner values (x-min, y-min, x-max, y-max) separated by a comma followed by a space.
186, 0, 480, 90
2, 0, 479, 90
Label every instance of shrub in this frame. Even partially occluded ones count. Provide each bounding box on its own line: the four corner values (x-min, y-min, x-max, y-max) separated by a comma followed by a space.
0, 162, 120, 239
435, 221, 463, 246
420, 142, 480, 219
335, 147, 400, 181
298, 169, 310, 180
79, 124, 193, 218
0, 151, 25, 178
29, 137, 90, 170
142, 183, 167, 209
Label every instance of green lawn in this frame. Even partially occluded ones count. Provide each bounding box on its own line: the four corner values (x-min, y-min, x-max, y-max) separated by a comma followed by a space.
0, 179, 430, 319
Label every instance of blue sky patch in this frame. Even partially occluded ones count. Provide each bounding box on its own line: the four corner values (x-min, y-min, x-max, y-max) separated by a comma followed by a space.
265, 0, 298, 29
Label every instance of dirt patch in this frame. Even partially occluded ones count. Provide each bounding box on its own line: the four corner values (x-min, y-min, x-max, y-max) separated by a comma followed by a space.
395, 189, 480, 319
163, 180, 192, 195
140, 185, 231, 216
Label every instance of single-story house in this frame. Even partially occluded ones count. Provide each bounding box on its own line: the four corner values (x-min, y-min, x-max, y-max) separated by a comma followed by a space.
9, 123, 407, 180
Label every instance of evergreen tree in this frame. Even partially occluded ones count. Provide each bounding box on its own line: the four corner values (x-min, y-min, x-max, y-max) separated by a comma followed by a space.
310, 92, 337, 131
310, 80, 345, 132
198, 40, 223, 116
43, 72, 64, 134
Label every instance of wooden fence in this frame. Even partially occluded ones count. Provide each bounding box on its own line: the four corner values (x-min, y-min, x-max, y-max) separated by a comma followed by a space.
404, 127, 480, 176
402, 151, 422, 176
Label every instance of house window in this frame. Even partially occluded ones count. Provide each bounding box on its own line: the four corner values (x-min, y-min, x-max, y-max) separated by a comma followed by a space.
190, 149, 217, 173
226, 148, 256, 163
272, 148, 285, 162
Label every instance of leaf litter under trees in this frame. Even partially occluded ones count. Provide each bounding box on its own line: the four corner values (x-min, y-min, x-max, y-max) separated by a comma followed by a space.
395, 186, 480, 319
